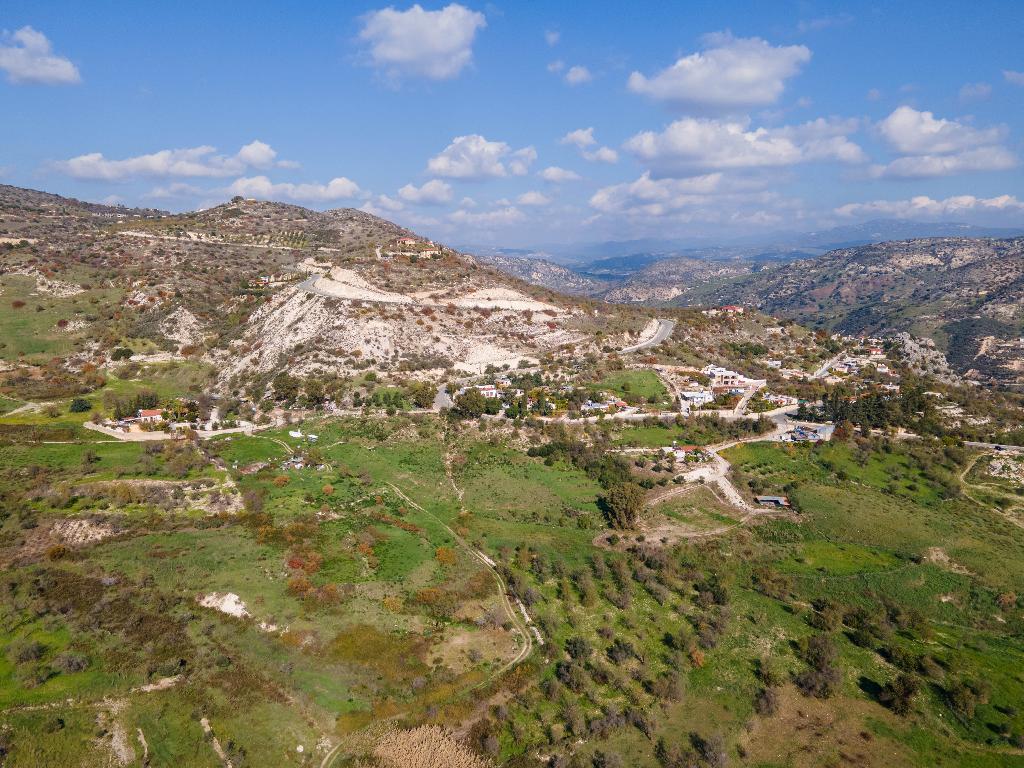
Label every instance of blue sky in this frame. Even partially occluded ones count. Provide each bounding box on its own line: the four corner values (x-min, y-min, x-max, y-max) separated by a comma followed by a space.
2, 0, 1023, 245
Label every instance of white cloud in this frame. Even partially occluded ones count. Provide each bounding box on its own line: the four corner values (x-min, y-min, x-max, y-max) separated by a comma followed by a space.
228, 175, 361, 202
359, 3, 485, 81
547, 60, 564, 73
561, 127, 597, 148
0, 26, 79, 85
627, 33, 810, 110
398, 179, 453, 204
624, 116, 865, 175
545, 29, 560, 47
372, 194, 405, 211
517, 191, 551, 206
235, 140, 278, 167
878, 106, 1004, 155
55, 141, 290, 181
144, 182, 206, 199
871, 147, 1018, 179
507, 147, 537, 176
585, 146, 619, 163
1003, 70, 1024, 86
561, 127, 617, 163
427, 135, 536, 179
449, 206, 526, 226
539, 166, 581, 182
866, 88, 882, 101
588, 171, 799, 230
872, 106, 1016, 178
835, 194, 1024, 219
564, 65, 592, 85
959, 82, 992, 102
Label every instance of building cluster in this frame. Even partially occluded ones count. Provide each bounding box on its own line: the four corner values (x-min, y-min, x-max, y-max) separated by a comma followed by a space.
701, 305, 745, 317
678, 365, 767, 411
381, 236, 444, 258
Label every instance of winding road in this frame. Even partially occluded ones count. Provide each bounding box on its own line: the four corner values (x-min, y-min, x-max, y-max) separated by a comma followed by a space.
621, 319, 675, 353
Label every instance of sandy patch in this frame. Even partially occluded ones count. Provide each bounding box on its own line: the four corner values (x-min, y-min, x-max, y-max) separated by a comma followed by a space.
53, 518, 115, 545
319, 267, 414, 304
924, 546, 972, 575
198, 592, 280, 632
160, 306, 204, 347
448, 287, 560, 313
6, 268, 83, 297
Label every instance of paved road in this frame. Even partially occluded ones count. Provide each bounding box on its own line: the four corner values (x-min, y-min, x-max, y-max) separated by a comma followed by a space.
621, 319, 675, 353
965, 441, 1024, 454
810, 353, 844, 380
433, 383, 454, 410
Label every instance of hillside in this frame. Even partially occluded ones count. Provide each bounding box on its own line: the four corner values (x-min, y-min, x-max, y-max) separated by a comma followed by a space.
669, 237, 1024, 385
473, 251, 610, 296
0, 185, 652, 398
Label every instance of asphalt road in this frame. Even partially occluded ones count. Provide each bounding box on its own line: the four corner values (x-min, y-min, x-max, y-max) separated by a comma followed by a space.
621, 319, 675, 353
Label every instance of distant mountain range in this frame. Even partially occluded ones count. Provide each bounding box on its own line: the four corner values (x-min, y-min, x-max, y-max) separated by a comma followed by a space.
470, 223, 1024, 385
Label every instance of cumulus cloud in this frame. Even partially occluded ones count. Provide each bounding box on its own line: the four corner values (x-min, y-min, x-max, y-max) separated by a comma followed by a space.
835, 194, 1024, 219
1003, 70, 1024, 86
561, 128, 596, 148
872, 147, 1017, 179
55, 140, 291, 181
517, 191, 551, 206
561, 127, 618, 163
564, 65, 592, 85
427, 135, 536, 179
144, 182, 207, 199
871, 106, 1017, 178
235, 140, 278, 167
359, 3, 485, 81
539, 166, 581, 182
0, 26, 80, 85
588, 171, 796, 229
627, 33, 810, 110
228, 175, 361, 202
624, 116, 865, 175
448, 206, 525, 226
397, 179, 453, 204
545, 29, 560, 46
877, 106, 1004, 155
586, 146, 619, 163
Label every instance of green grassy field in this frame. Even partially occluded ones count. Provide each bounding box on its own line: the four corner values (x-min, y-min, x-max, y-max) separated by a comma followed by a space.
1, 416, 1023, 767
595, 369, 671, 405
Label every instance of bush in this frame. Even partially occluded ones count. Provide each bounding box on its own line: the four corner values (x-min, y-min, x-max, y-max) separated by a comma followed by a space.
69, 397, 92, 413
878, 673, 920, 716
111, 347, 133, 361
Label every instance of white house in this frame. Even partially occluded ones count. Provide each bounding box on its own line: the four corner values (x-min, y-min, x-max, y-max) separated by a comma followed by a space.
681, 390, 714, 406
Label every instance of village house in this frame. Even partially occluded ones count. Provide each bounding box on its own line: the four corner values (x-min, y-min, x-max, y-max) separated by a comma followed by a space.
136, 408, 163, 424
681, 390, 715, 407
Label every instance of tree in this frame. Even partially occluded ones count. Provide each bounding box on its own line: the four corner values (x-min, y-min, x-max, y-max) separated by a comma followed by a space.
69, 397, 92, 413
879, 673, 920, 716
454, 388, 487, 419
272, 373, 300, 402
602, 481, 645, 529
111, 347, 133, 361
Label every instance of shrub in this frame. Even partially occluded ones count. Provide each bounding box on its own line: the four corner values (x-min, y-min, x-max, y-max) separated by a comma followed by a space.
69, 397, 92, 413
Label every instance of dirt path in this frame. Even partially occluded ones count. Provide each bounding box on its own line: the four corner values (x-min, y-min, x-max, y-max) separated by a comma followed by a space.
320, 473, 534, 768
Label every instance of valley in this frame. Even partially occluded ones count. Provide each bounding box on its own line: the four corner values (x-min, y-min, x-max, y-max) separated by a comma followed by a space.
1, 185, 1023, 768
